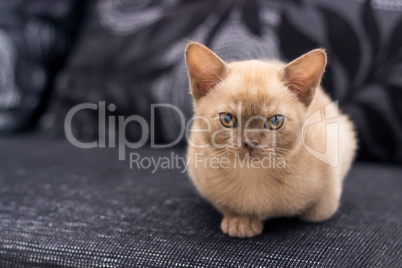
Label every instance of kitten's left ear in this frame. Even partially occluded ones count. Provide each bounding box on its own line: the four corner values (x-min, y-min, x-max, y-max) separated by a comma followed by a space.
185, 42, 227, 100
281, 49, 327, 107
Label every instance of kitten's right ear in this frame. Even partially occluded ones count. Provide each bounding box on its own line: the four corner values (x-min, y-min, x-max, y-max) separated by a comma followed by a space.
281, 49, 327, 107
185, 42, 227, 100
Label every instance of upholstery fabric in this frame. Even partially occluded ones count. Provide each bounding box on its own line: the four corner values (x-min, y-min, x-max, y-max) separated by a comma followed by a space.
0, 0, 85, 134
0, 135, 401, 267
43, 0, 402, 163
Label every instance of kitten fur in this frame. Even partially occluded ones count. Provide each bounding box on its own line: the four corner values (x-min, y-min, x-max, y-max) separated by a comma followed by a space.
185, 42, 357, 238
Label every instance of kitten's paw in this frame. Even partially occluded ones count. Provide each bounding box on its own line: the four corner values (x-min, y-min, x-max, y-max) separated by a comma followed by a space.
221, 215, 263, 238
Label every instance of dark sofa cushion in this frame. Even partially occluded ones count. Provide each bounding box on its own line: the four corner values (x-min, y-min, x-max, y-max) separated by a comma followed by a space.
0, 135, 401, 267
0, 0, 85, 134
43, 0, 402, 163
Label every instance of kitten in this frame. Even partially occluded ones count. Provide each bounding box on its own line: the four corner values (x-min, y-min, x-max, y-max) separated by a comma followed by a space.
185, 42, 357, 238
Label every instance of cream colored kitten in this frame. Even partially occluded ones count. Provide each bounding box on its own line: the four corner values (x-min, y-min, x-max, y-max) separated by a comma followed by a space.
185, 42, 357, 238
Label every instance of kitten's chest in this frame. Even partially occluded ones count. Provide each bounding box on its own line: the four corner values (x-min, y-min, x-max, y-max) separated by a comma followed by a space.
213, 166, 317, 218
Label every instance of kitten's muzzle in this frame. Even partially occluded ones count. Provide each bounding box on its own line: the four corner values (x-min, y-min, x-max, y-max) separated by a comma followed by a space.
243, 140, 260, 150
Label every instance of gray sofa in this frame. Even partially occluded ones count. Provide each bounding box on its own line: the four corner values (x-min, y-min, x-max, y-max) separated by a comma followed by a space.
0, 135, 401, 267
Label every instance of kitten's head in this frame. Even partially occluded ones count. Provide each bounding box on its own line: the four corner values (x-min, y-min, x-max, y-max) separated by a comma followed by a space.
185, 42, 326, 159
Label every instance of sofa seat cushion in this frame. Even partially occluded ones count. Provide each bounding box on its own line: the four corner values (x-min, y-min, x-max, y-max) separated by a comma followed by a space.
0, 135, 401, 267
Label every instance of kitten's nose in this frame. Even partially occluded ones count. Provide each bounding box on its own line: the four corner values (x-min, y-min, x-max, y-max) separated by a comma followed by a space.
243, 140, 259, 150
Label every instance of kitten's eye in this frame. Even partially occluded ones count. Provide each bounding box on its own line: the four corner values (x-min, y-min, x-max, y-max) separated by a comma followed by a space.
265, 115, 284, 130
219, 113, 238, 128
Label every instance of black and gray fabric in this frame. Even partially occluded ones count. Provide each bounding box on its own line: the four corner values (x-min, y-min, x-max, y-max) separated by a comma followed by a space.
0, 135, 401, 267
277, 0, 402, 163
0, 0, 85, 134
44, 0, 402, 163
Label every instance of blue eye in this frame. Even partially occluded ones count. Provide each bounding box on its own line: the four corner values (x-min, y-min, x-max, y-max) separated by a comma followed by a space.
265, 115, 284, 130
219, 113, 238, 128
224, 114, 232, 123
271, 116, 280, 125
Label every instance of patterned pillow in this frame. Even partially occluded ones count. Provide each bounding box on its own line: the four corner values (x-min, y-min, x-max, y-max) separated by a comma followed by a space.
0, 0, 85, 134
45, 0, 402, 163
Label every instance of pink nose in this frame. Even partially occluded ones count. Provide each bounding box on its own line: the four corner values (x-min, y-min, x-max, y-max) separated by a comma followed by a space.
243, 140, 259, 150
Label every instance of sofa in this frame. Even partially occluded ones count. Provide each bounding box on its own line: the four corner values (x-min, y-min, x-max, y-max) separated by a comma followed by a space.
1, 0, 401, 267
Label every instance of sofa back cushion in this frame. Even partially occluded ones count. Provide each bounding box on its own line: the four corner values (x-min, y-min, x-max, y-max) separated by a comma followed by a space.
44, 0, 402, 163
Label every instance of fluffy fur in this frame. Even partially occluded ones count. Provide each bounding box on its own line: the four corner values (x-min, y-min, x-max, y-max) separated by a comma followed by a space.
185, 42, 357, 238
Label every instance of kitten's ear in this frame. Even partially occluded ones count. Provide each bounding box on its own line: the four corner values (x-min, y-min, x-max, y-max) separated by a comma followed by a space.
281, 49, 327, 107
185, 42, 227, 100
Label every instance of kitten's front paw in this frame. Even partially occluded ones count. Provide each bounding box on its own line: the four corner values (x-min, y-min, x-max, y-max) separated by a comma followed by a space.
221, 215, 263, 238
